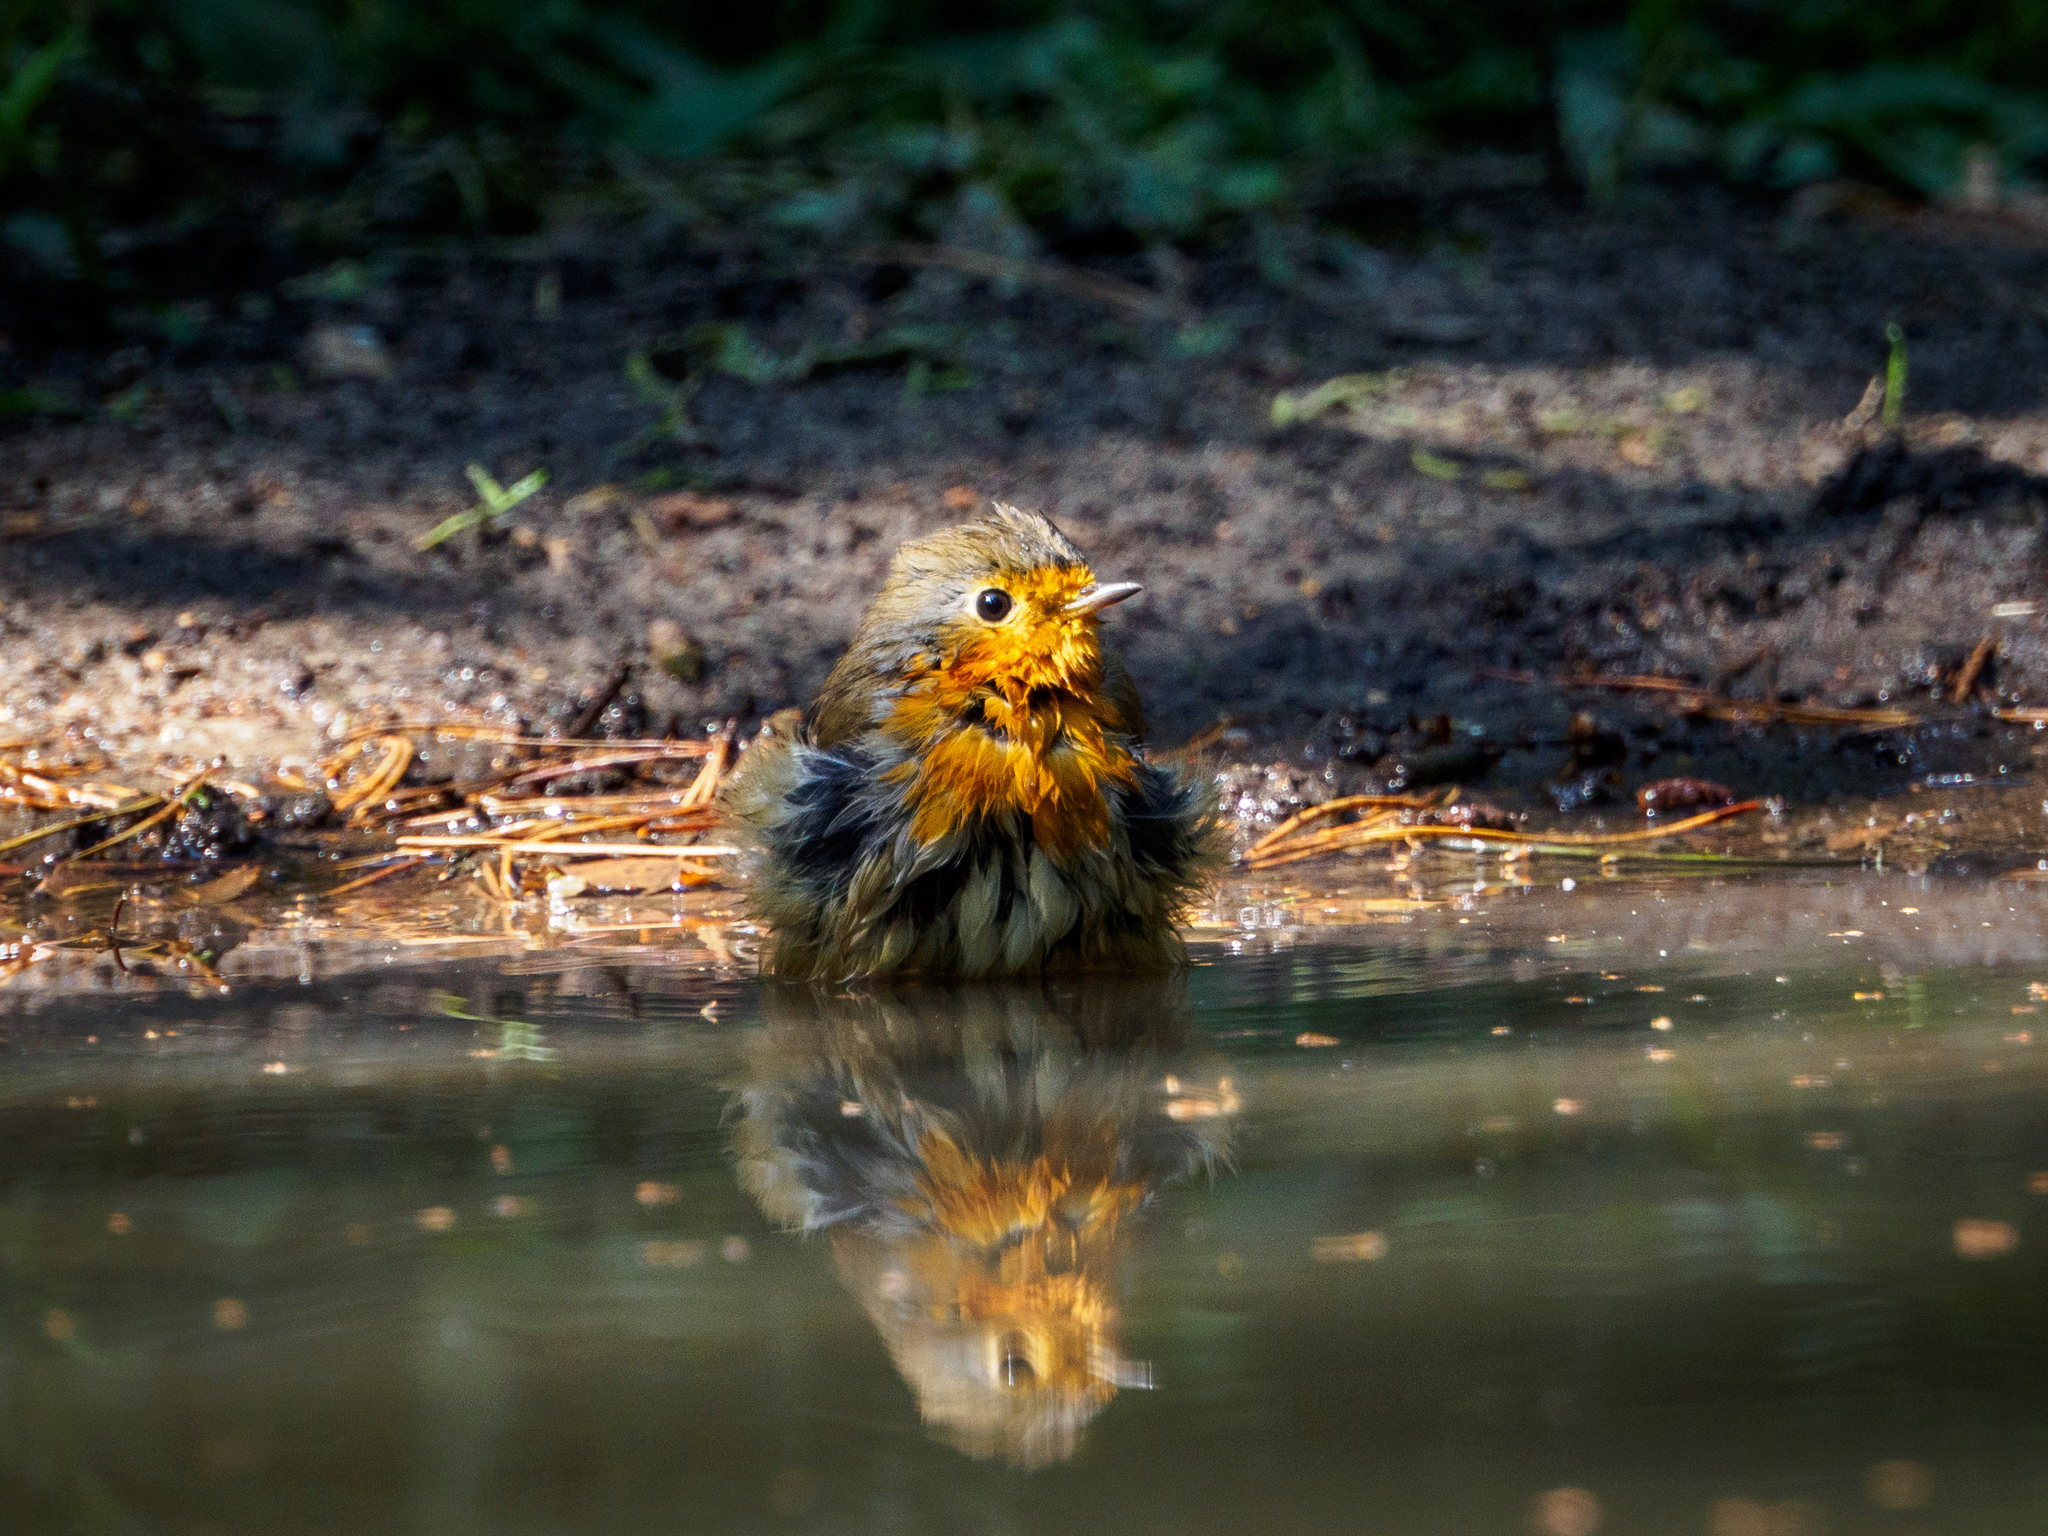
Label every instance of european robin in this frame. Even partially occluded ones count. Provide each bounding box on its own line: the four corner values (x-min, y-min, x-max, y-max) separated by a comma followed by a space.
720, 504, 1218, 980
732, 980, 1236, 1465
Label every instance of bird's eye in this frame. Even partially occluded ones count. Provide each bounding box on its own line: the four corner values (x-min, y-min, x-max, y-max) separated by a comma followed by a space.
997, 1333, 1037, 1389
975, 589, 1014, 622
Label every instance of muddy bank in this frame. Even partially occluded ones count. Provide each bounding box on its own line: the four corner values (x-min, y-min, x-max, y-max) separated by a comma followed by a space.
5, 183, 2048, 805
6, 758, 2047, 1000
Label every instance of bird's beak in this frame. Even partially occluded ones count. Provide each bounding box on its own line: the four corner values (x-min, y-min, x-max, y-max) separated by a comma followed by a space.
1064, 581, 1143, 616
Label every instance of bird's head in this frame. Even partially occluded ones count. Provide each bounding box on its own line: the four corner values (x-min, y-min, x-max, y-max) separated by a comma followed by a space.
810, 504, 1143, 750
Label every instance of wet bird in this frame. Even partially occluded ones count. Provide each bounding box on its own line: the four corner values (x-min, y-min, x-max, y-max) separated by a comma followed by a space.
731, 980, 1237, 1466
720, 504, 1218, 980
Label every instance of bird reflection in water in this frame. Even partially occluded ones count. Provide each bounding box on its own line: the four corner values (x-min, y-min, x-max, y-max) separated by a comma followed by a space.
730, 976, 1238, 1467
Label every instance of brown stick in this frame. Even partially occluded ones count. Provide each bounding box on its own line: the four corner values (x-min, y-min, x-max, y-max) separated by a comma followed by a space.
325, 858, 431, 897
1244, 792, 1447, 858
850, 242, 1165, 317
1245, 799, 1763, 870
334, 721, 713, 751
1481, 669, 1914, 728
324, 735, 415, 817
568, 661, 633, 738
0, 794, 164, 856
1952, 636, 1996, 703
393, 837, 739, 857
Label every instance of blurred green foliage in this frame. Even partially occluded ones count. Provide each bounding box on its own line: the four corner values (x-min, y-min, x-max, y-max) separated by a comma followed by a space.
3, 0, 2047, 311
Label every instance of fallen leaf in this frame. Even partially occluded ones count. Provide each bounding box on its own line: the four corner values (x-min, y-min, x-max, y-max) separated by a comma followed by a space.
1618, 431, 1659, 466
182, 865, 263, 906
564, 485, 627, 517
31, 865, 127, 901
1410, 447, 1463, 480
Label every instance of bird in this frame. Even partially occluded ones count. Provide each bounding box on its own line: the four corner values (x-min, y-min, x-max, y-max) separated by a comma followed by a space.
730, 979, 1238, 1467
718, 503, 1218, 981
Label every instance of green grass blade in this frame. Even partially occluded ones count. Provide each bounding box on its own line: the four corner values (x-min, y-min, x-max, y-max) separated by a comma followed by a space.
1883, 323, 1907, 429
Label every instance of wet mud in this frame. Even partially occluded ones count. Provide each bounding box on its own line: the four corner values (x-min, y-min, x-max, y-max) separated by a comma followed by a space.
1, 185, 2046, 792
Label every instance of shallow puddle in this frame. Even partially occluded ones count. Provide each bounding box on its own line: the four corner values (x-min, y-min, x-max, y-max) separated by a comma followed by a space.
4, 870, 2048, 1533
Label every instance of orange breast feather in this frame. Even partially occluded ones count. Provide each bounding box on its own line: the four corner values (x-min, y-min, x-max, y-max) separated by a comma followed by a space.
882, 566, 1137, 861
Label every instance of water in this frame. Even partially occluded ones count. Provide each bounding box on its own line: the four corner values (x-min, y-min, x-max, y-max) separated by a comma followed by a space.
4, 871, 2048, 1534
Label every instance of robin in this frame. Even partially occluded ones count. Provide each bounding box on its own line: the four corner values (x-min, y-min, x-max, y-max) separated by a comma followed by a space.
731, 979, 1237, 1465
719, 504, 1218, 980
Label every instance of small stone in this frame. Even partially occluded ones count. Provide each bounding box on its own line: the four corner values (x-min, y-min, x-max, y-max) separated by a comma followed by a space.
306, 325, 393, 381
648, 618, 708, 684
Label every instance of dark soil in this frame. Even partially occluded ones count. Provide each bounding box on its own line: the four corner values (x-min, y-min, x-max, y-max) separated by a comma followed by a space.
6, 180, 2048, 809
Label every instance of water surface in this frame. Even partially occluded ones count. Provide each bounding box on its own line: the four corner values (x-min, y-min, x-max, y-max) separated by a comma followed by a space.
4, 871, 2047, 1534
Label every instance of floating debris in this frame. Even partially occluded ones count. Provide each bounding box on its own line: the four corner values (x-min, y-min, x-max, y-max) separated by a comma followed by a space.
1637, 778, 1737, 814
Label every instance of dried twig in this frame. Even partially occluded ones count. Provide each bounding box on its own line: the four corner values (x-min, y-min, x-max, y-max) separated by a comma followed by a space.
474, 791, 717, 818
851, 242, 1165, 317
393, 837, 739, 857
325, 857, 431, 898
324, 734, 415, 818
1245, 799, 1763, 871
107, 896, 129, 974
1245, 792, 1448, 859
1952, 636, 1996, 702
568, 661, 633, 738
336, 721, 715, 750
71, 776, 212, 860
0, 795, 165, 856
1159, 718, 1244, 762
497, 746, 707, 792
1481, 668, 1915, 728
